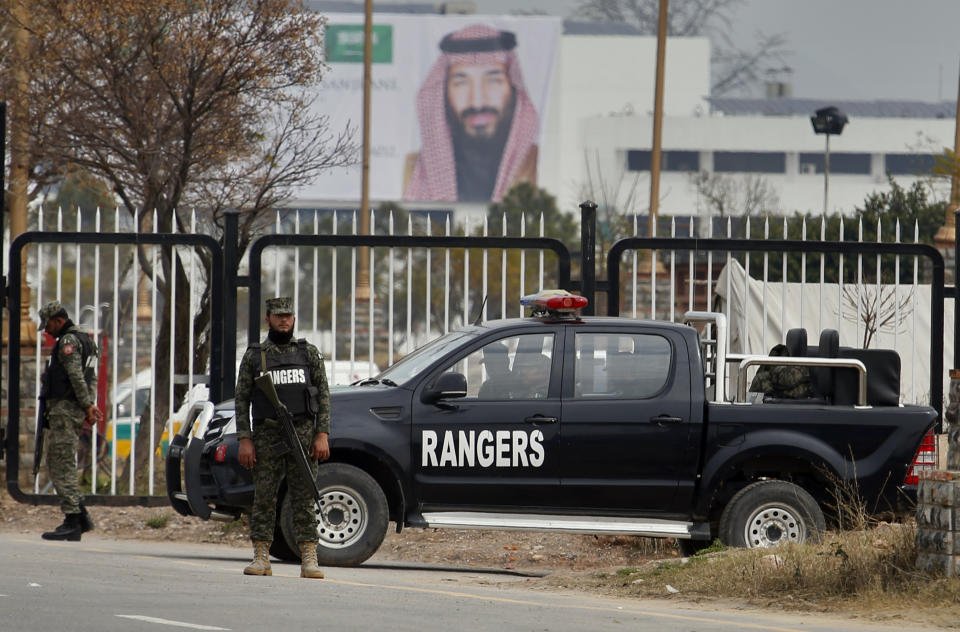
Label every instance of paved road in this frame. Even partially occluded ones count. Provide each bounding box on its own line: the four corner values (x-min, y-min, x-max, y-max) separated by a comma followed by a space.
0, 534, 943, 632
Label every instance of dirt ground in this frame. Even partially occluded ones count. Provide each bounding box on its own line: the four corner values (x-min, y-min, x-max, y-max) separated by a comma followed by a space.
0, 492, 679, 578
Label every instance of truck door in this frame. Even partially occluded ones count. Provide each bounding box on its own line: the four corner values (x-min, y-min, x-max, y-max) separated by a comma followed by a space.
559, 327, 696, 515
411, 331, 563, 509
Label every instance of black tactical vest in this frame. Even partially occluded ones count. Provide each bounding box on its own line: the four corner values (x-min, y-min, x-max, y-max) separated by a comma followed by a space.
250, 339, 314, 420
43, 325, 97, 401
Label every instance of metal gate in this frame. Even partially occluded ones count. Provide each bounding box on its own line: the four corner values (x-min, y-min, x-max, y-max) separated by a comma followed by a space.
3, 228, 223, 505
2, 202, 955, 505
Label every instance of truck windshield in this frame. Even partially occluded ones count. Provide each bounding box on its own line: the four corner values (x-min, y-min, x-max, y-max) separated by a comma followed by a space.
378, 330, 475, 385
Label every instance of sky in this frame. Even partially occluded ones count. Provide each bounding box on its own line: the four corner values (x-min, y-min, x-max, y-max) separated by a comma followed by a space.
467, 0, 960, 103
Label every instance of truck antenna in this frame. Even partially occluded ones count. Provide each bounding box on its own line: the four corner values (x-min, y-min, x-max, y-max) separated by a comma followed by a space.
472, 295, 488, 326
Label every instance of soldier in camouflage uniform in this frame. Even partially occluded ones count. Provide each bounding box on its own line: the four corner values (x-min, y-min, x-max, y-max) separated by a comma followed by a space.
37, 301, 103, 541
234, 297, 330, 579
748, 343, 815, 400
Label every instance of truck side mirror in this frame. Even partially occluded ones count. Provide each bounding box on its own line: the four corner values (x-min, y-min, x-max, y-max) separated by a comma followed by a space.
421, 372, 468, 404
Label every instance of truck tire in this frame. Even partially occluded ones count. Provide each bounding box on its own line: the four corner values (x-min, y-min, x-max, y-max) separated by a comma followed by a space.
718, 480, 825, 548
279, 462, 389, 566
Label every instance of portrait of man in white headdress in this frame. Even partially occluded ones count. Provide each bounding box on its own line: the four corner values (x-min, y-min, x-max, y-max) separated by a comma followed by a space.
403, 24, 539, 203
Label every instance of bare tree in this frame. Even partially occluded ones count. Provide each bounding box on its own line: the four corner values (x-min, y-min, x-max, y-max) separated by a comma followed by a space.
689, 170, 779, 217
4, 0, 357, 487
579, 149, 646, 252
841, 285, 915, 349
572, 0, 789, 96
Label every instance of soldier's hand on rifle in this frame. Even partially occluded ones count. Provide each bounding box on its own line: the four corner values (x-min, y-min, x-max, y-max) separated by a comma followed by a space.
238, 438, 257, 469
310, 433, 330, 462
84, 406, 103, 427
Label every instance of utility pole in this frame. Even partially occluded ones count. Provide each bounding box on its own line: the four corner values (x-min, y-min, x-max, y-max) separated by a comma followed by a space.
648, 0, 668, 237
356, 0, 373, 302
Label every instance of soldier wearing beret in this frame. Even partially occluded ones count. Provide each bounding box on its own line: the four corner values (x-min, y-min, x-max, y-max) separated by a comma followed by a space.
37, 301, 103, 541
234, 297, 330, 578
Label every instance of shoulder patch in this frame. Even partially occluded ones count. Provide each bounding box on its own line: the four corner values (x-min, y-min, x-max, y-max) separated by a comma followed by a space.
62, 343, 75, 355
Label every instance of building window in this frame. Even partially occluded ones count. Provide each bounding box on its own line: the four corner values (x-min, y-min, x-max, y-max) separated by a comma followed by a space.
627, 150, 700, 172
799, 152, 871, 175
714, 151, 786, 173
885, 153, 935, 176
627, 214, 695, 237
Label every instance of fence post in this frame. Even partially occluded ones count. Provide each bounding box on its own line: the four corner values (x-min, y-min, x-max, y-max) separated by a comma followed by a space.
955, 208, 959, 374
0, 101, 5, 464
222, 210, 239, 400
579, 201, 597, 316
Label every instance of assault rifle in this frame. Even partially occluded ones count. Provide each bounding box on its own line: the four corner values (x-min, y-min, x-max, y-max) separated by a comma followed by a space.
33, 397, 48, 477
254, 374, 323, 504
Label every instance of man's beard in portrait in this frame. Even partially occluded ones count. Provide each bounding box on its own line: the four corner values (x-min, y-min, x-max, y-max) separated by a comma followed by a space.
448, 91, 516, 201
268, 327, 294, 345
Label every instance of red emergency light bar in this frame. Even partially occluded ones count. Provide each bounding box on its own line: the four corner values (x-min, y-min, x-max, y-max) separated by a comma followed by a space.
520, 290, 588, 316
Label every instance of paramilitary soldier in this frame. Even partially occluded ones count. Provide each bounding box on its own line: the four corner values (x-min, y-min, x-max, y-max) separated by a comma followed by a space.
38, 301, 104, 541
234, 297, 331, 579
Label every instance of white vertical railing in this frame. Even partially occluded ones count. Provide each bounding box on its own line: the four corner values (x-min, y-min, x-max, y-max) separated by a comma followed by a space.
369, 207, 376, 370
148, 210, 158, 494
761, 217, 769, 352
520, 214, 527, 311
110, 207, 120, 495
91, 208, 102, 494
350, 212, 357, 378
388, 211, 396, 366
33, 209, 45, 495
331, 212, 339, 370
780, 218, 787, 343
444, 215, 451, 333
462, 216, 469, 328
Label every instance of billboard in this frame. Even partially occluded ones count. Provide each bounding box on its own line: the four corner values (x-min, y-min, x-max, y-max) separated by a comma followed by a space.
299, 14, 562, 204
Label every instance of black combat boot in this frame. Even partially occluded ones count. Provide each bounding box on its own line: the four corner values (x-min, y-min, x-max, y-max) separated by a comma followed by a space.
41, 513, 83, 541
79, 503, 95, 533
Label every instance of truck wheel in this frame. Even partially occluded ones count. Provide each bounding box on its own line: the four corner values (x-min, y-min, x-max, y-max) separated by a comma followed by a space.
279, 463, 388, 566
718, 480, 824, 548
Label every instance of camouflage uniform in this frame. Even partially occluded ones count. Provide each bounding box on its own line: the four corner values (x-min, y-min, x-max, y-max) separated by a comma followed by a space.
234, 301, 330, 545
749, 343, 814, 400
39, 304, 98, 515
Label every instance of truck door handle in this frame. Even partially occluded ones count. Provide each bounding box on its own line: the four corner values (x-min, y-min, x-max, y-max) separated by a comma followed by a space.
524, 415, 558, 424
650, 415, 683, 425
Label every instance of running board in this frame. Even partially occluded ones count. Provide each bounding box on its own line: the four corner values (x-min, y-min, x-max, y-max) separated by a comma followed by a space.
420, 511, 707, 539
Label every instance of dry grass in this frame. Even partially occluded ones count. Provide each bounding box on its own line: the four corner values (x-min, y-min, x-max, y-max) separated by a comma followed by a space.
605, 524, 960, 627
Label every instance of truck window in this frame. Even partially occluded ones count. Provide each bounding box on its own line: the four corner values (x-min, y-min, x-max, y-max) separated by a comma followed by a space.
439, 333, 555, 400
574, 333, 671, 399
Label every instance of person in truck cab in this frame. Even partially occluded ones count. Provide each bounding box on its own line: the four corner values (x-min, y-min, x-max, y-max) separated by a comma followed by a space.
508, 352, 551, 399
477, 341, 513, 399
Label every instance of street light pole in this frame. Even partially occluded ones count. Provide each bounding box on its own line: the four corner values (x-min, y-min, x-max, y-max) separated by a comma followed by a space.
810, 106, 848, 216
823, 132, 830, 215
934, 58, 960, 247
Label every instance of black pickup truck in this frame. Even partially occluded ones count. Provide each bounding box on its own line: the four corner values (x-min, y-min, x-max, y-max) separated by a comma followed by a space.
167, 291, 937, 564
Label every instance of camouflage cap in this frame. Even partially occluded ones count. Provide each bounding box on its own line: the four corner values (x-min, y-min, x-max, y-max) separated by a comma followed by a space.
265, 296, 295, 316
38, 300, 68, 328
